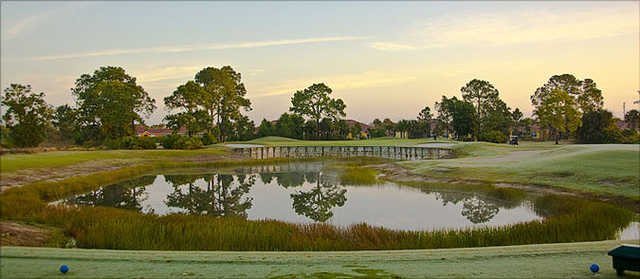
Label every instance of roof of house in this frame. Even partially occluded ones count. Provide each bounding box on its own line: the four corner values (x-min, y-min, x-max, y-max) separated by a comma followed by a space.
345, 119, 370, 130
135, 125, 186, 136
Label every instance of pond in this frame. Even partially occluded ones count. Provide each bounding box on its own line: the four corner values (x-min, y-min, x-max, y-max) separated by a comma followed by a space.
61, 161, 638, 237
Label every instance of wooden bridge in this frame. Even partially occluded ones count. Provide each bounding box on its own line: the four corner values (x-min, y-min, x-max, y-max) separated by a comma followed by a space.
231, 146, 453, 161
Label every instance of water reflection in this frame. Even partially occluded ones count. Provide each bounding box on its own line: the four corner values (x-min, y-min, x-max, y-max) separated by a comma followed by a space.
164, 174, 254, 217
70, 176, 153, 211
291, 172, 347, 222
65, 164, 545, 228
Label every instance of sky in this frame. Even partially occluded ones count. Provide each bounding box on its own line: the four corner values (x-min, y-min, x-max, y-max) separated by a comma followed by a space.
1, 1, 639, 125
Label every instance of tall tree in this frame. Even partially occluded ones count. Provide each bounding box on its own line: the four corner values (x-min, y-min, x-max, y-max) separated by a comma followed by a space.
195, 66, 251, 142
533, 89, 581, 144
531, 74, 603, 114
1, 84, 53, 147
290, 83, 346, 139
72, 66, 155, 142
436, 96, 475, 140
511, 108, 524, 136
576, 110, 621, 143
460, 79, 500, 141
164, 81, 208, 137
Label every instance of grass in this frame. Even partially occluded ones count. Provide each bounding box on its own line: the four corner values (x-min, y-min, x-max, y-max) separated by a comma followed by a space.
0, 147, 228, 173
2, 240, 638, 278
402, 142, 640, 199
232, 136, 455, 147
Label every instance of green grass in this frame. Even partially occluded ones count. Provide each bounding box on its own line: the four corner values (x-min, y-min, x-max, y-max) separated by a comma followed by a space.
402, 143, 640, 199
232, 136, 455, 147
0, 148, 228, 173
2, 240, 637, 278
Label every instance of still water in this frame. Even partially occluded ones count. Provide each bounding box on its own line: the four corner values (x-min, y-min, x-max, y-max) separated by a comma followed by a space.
62, 162, 638, 236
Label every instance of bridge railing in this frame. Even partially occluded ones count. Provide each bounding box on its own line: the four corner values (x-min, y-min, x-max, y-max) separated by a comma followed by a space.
231, 146, 453, 161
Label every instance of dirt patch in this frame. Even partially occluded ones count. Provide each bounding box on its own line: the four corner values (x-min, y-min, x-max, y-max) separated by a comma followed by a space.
0, 159, 135, 191
373, 163, 640, 213
0, 154, 244, 192
0, 222, 57, 247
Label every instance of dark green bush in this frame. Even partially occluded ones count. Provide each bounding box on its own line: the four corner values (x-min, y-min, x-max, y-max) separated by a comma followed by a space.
104, 136, 156, 150
201, 132, 217, 145
480, 130, 507, 143
160, 134, 203, 149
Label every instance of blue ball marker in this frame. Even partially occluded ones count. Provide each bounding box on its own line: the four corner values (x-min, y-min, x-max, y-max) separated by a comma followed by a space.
59, 264, 69, 274
590, 263, 599, 273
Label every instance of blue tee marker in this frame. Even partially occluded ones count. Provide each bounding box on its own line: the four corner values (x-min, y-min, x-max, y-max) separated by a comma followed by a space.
59, 264, 69, 274
590, 263, 599, 273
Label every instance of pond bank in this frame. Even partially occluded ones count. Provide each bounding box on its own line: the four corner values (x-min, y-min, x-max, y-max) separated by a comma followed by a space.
374, 162, 640, 213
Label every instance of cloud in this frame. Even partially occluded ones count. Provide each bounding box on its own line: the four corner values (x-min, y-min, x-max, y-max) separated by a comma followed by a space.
371, 6, 638, 51
369, 42, 417, 51
3, 3, 92, 40
137, 65, 203, 83
255, 71, 418, 97
32, 36, 366, 61
5, 14, 42, 39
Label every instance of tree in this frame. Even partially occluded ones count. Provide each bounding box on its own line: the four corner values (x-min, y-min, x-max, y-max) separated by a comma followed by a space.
625, 109, 640, 130
275, 113, 305, 139
72, 66, 155, 143
417, 106, 432, 137
480, 98, 512, 141
1, 84, 53, 147
53, 104, 79, 143
418, 106, 432, 121
460, 79, 500, 141
165, 110, 209, 136
290, 83, 346, 139
576, 110, 622, 143
195, 66, 251, 142
436, 96, 475, 140
164, 81, 208, 136
533, 89, 581, 144
511, 108, 523, 135
230, 115, 255, 141
257, 119, 275, 137
531, 74, 603, 114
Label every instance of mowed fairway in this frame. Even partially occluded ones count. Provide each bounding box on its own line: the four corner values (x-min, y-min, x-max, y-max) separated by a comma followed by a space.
400, 142, 640, 199
1, 240, 638, 278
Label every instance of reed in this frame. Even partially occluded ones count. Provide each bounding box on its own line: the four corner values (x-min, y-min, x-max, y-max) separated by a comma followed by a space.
8, 195, 632, 251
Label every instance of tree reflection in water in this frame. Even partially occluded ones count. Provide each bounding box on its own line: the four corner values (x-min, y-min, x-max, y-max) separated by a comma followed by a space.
290, 172, 347, 222
426, 187, 526, 224
165, 174, 255, 217
69, 176, 154, 211
66, 166, 531, 226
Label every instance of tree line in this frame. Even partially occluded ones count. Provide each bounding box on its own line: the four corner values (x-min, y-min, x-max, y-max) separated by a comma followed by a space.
1, 66, 639, 148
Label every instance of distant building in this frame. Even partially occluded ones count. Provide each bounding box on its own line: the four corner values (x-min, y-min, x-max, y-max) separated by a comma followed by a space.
135, 125, 186, 137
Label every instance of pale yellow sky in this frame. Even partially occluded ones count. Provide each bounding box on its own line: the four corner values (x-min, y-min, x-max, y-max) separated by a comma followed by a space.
2, 2, 638, 124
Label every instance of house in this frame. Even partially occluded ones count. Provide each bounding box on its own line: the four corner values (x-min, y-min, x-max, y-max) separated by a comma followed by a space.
135, 125, 186, 137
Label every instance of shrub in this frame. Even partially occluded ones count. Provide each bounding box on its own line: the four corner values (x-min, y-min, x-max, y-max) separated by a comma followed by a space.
620, 129, 640, 144
104, 136, 156, 150
480, 130, 507, 143
201, 132, 217, 145
160, 134, 203, 149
